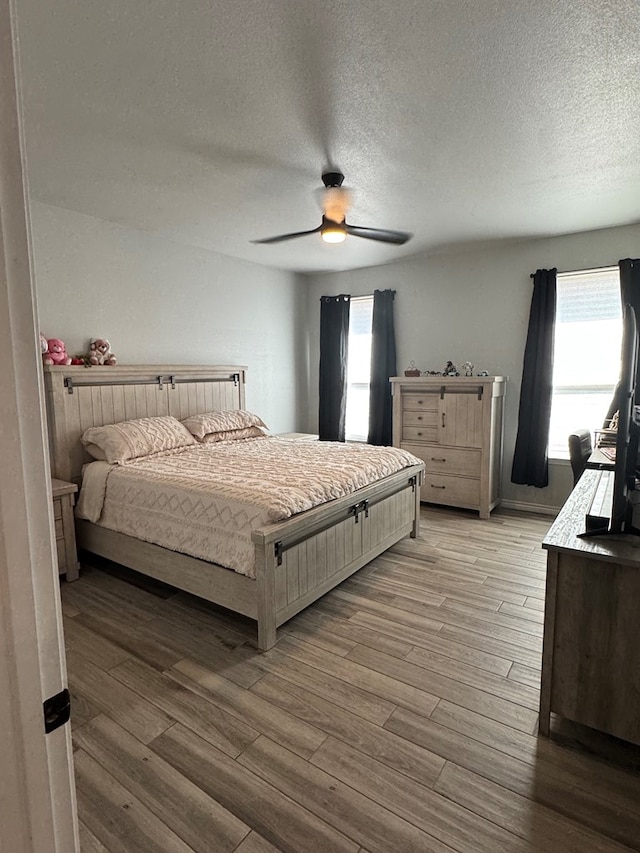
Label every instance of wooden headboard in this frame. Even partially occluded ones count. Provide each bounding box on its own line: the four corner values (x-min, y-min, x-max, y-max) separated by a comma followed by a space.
43, 364, 247, 482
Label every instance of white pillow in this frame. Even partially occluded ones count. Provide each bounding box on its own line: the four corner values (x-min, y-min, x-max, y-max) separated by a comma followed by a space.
200, 426, 267, 444
83, 442, 107, 461
81, 416, 196, 464
181, 409, 267, 441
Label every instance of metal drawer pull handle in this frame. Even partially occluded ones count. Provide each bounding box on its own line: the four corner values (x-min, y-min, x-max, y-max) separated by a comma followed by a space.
431, 457, 446, 462
431, 484, 446, 489
441, 413, 446, 428
417, 431, 423, 436
418, 399, 423, 404
417, 416, 422, 420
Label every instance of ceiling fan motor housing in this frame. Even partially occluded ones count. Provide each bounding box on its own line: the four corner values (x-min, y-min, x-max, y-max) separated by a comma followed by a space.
322, 171, 345, 188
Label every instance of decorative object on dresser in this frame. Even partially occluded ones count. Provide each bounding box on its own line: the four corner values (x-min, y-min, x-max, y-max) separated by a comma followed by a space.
390, 375, 505, 518
51, 478, 80, 581
404, 361, 421, 377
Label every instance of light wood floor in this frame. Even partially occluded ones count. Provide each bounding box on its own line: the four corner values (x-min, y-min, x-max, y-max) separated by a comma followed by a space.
62, 506, 640, 853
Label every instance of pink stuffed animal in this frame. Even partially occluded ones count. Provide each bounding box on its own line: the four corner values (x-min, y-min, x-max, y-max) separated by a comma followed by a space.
43, 338, 72, 366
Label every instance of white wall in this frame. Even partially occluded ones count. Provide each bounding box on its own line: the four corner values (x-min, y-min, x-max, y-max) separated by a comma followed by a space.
31, 202, 640, 511
304, 223, 640, 512
30, 202, 307, 433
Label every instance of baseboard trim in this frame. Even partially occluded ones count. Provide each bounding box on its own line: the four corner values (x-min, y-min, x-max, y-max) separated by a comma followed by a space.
500, 499, 560, 517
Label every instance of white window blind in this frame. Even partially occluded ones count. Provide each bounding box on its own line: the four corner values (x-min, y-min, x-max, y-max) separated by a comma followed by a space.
548, 267, 622, 458
345, 296, 374, 442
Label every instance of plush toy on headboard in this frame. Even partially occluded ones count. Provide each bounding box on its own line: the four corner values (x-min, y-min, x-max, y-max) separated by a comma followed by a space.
88, 338, 117, 366
43, 338, 72, 365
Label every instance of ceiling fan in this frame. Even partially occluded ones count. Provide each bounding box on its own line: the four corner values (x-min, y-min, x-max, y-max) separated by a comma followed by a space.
251, 170, 412, 246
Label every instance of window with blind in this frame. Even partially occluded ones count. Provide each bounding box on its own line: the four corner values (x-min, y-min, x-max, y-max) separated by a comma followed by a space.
345, 295, 374, 441
548, 267, 622, 458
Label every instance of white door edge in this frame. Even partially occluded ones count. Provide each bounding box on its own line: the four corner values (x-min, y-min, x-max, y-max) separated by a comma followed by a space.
0, 0, 78, 849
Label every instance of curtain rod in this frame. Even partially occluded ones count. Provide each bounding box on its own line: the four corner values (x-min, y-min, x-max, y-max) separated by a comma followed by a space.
529, 263, 620, 278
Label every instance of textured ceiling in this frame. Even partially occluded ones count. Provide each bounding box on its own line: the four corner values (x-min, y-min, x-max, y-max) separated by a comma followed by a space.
15, 0, 640, 273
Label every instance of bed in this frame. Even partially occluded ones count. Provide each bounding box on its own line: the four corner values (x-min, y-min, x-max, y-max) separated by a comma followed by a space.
43, 364, 424, 649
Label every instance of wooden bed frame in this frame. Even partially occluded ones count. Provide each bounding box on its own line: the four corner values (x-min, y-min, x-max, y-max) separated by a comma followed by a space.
43, 364, 423, 649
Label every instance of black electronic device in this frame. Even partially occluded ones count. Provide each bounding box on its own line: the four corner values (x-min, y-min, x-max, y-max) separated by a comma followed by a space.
580, 302, 640, 537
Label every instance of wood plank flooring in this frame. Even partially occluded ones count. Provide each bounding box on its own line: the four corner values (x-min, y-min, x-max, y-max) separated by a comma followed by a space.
62, 506, 640, 853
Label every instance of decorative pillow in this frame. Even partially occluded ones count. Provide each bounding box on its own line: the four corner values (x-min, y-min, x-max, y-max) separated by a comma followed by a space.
201, 426, 267, 444
81, 416, 197, 464
181, 409, 267, 441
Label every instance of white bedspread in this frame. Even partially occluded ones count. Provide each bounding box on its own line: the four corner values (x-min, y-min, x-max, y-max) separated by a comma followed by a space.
76, 437, 421, 577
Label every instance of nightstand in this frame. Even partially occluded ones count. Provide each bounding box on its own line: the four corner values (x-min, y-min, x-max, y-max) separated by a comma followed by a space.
51, 478, 80, 582
275, 432, 319, 441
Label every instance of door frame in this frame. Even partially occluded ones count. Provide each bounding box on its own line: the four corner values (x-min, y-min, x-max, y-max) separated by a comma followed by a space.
0, 0, 78, 849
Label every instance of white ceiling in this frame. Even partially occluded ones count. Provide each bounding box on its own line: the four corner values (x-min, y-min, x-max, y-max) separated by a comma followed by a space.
16, 0, 640, 273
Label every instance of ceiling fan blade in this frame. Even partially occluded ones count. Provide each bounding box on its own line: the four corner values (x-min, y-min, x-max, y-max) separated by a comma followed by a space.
344, 222, 412, 245
251, 225, 322, 244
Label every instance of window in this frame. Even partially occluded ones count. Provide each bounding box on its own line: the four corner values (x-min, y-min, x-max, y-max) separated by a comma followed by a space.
548, 267, 622, 459
345, 295, 374, 441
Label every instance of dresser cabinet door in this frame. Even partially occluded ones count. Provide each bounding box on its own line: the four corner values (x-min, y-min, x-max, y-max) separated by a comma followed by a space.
438, 392, 483, 448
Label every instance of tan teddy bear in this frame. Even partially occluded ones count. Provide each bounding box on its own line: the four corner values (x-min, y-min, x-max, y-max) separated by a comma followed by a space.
88, 338, 117, 366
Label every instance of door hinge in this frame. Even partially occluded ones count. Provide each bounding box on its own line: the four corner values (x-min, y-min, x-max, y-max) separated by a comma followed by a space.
43, 688, 71, 734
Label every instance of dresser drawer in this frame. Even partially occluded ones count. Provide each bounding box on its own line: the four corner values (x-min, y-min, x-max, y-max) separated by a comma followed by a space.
56, 537, 67, 572
54, 517, 64, 539
415, 445, 482, 477
402, 393, 438, 412
420, 473, 480, 509
51, 479, 80, 582
52, 496, 63, 520
403, 409, 438, 428
402, 425, 439, 443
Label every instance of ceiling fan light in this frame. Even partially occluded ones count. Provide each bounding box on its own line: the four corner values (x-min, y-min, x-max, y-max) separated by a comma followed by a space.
321, 223, 346, 244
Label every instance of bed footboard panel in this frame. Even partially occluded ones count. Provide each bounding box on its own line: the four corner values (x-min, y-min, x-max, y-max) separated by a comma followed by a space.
259, 467, 422, 638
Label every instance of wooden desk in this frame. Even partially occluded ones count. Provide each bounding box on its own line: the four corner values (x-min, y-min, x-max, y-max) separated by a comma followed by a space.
586, 446, 616, 470
540, 469, 640, 745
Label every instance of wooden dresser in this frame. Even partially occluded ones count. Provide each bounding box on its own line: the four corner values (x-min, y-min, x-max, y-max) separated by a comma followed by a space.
540, 469, 640, 746
51, 478, 80, 582
390, 375, 505, 518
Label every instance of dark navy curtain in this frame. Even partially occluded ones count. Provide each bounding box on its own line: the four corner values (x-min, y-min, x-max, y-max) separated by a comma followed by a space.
511, 268, 557, 487
318, 295, 350, 441
368, 289, 397, 445
605, 258, 640, 422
